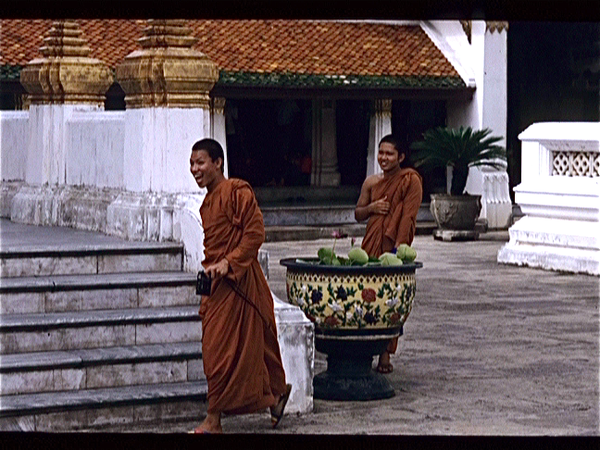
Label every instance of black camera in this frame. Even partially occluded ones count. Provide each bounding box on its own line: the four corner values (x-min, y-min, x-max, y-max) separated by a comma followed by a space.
196, 271, 212, 296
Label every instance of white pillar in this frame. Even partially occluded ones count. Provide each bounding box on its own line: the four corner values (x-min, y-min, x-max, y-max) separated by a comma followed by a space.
449, 21, 512, 229
210, 97, 229, 177
121, 108, 210, 194
311, 99, 340, 186
366, 99, 392, 177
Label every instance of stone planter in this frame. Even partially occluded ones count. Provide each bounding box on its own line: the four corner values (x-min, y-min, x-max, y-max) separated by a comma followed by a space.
280, 258, 422, 401
430, 193, 482, 241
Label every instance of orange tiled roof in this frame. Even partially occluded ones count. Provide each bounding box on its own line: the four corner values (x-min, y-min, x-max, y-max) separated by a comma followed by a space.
1, 19, 464, 88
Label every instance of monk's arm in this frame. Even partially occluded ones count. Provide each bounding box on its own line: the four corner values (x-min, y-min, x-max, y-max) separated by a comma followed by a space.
395, 174, 423, 247
355, 176, 390, 222
224, 186, 265, 281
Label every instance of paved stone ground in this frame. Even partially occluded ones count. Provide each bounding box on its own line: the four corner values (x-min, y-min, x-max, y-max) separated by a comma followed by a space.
177, 231, 599, 435
2, 221, 598, 435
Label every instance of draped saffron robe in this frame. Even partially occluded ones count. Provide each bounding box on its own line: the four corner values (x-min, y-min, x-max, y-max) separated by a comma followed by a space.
360, 168, 423, 354
199, 178, 287, 415
361, 168, 423, 258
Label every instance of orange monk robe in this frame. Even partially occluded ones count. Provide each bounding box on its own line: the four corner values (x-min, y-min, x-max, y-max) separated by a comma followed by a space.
199, 178, 287, 415
361, 167, 423, 258
361, 168, 423, 354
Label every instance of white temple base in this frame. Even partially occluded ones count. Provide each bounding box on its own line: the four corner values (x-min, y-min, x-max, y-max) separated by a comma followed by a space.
273, 294, 315, 415
498, 216, 600, 276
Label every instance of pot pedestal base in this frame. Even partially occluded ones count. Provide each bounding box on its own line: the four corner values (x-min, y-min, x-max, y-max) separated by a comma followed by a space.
313, 327, 402, 401
433, 229, 479, 242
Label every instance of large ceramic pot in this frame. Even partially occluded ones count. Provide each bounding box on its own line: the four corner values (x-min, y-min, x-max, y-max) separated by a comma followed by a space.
429, 193, 482, 230
429, 194, 482, 242
280, 258, 422, 401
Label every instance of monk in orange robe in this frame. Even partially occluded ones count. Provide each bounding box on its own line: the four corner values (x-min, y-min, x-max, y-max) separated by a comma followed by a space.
189, 138, 291, 434
355, 134, 423, 374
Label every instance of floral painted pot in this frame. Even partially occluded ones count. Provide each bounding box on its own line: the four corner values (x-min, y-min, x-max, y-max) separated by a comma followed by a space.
280, 257, 422, 401
280, 258, 422, 331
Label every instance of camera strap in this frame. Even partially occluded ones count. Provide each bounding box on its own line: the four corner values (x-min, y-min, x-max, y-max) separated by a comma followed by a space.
223, 277, 278, 338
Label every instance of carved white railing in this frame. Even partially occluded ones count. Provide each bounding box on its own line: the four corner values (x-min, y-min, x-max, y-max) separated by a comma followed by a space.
552, 150, 600, 177
498, 122, 600, 276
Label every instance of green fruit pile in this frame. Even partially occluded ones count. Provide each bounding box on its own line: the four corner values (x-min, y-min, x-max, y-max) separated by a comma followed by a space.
315, 245, 417, 266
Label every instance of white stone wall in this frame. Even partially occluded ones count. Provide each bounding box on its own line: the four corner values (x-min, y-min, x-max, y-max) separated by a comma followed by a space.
67, 112, 125, 188
0, 112, 29, 182
122, 108, 209, 194
422, 20, 511, 228
498, 122, 600, 275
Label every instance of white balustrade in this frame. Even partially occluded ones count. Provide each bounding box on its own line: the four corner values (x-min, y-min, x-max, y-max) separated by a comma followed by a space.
498, 122, 600, 275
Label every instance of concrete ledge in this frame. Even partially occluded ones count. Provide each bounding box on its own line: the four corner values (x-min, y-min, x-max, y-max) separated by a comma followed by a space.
1, 342, 202, 373
0, 343, 203, 395
0, 271, 196, 294
498, 242, 600, 276
0, 381, 208, 419
0, 306, 201, 332
273, 294, 314, 415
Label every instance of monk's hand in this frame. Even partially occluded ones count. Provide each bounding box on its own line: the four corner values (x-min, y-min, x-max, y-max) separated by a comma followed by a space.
205, 258, 230, 280
370, 196, 390, 215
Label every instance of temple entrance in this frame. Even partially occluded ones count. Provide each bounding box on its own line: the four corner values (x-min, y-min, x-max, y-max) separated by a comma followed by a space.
224, 97, 447, 197
392, 99, 447, 199
225, 99, 313, 187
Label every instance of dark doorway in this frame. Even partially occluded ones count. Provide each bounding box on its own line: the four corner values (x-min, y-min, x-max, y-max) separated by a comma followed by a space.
336, 100, 370, 186
393, 99, 447, 199
507, 22, 600, 200
225, 98, 312, 187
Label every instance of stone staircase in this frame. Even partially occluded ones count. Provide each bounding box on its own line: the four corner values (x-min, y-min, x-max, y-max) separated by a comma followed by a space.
0, 221, 205, 431
255, 186, 436, 241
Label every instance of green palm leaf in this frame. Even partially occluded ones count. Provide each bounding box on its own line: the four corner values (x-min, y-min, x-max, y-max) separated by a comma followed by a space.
410, 126, 507, 195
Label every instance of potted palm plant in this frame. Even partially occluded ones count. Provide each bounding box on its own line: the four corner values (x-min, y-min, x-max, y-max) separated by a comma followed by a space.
410, 126, 507, 240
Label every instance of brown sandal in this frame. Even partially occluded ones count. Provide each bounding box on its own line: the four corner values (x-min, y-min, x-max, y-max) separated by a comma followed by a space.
270, 384, 292, 429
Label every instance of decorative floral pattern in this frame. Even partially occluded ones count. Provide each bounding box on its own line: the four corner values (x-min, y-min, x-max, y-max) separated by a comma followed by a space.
286, 270, 417, 330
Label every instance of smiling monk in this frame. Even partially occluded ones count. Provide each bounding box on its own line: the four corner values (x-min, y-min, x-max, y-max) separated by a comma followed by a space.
355, 134, 423, 374
189, 138, 291, 434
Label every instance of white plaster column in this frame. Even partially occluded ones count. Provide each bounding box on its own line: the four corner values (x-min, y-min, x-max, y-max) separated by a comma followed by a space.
108, 19, 219, 257
424, 21, 511, 228
121, 108, 210, 194
311, 99, 340, 186
366, 99, 392, 177
210, 96, 229, 177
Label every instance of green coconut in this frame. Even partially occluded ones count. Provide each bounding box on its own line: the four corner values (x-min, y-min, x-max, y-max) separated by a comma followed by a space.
317, 247, 336, 264
396, 244, 417, 263
379, 252, 403, 266
347, 247, 369, 265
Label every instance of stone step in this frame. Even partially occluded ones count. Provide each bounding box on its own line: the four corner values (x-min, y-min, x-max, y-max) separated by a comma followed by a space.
0, 380, 208, 431
0, 271, 197, 314
0, 342, 203, 395
0, 306, 202, 355
264, 221, 437, 242
0, 242, 184, 278
261, 202, 435, 227
261, 203, 357, 227
254, 185, 360, 205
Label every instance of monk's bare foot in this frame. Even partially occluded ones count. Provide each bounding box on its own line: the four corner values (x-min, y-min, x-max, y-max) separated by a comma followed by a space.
190, 412, 223, 434
376, 351, 393, 374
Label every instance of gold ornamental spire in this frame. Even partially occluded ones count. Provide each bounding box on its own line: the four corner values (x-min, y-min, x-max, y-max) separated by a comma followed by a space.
116, 19, 219, 109
20, 20, 113, 106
